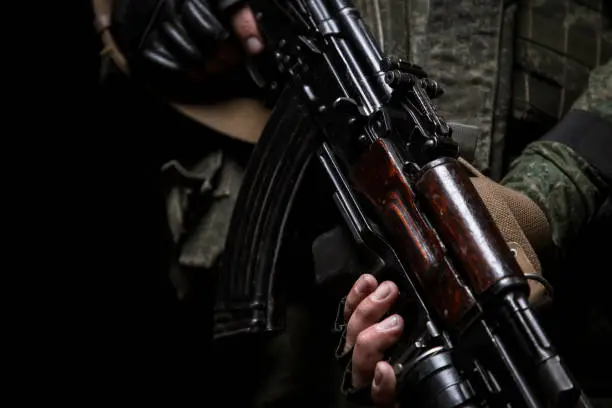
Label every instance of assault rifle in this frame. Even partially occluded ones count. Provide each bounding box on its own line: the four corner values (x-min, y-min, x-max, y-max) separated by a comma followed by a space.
213, 0, 592, 407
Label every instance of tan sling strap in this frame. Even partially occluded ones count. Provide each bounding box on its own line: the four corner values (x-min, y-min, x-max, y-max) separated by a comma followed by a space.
92, 0, 272, 144
459, 158, 553, 307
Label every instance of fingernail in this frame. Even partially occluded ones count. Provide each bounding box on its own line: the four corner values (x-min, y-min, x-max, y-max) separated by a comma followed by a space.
372, 282, 391, 301
355, 275, 371, 294
245, 36, 263, 54
377, 315, 399, 332
373, 366, 382, 387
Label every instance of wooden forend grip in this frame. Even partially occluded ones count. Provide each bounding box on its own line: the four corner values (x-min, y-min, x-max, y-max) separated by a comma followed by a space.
415, 157, 529, 304
352, 139, 477, 329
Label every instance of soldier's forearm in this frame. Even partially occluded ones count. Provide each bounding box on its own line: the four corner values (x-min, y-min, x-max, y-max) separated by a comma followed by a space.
501, 60, 611, 249
501, 140, 608, 250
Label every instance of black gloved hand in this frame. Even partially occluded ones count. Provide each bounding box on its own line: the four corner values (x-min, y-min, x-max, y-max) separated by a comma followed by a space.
111, 0, 266, 103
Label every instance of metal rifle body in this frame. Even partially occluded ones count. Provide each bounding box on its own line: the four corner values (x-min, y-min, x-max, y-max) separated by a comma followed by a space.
241, 0, 589, 407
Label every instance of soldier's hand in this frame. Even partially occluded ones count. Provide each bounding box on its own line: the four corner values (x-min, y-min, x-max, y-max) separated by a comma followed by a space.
139, 0, 264, 74
344, 274, 403, 407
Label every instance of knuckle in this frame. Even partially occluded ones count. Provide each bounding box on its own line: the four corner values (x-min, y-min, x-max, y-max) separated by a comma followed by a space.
353, 345, 376, 373
353, 301, 376, 322
355, 330, 370, 349
378, 332, 398, 351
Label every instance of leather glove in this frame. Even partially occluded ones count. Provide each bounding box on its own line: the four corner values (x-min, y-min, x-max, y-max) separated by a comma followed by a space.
110, 0, 265, 103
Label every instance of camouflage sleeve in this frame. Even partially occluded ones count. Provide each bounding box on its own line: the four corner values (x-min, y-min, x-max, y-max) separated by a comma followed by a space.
501, 61, 612, 249
501, 141, 608, 250
570, 61, 612, 122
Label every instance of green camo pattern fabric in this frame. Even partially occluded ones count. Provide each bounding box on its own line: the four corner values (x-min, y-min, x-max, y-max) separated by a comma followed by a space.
501, 140, 609, 249
502, 60, 611, 249
571, 61, 612, 122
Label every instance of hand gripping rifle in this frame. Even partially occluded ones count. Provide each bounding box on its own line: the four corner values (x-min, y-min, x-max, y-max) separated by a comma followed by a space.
213, 0, 592, 407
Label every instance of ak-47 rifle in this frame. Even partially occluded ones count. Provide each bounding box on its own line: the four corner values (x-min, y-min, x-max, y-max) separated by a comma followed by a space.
213, 0, 592, 407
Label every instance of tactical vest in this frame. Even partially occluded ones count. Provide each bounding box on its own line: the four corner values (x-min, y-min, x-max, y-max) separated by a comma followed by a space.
355, 0, 611, 180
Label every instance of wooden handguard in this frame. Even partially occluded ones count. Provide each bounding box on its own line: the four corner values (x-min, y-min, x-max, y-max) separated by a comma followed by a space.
459, 158, 552, 307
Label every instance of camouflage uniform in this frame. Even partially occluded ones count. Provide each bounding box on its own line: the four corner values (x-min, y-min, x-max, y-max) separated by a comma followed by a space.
502, 60, 611, 250
501, 138, 610, 250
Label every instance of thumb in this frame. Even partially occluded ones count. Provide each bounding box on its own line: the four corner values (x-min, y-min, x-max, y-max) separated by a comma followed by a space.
372, 361, 397, 407
230, 5, 264, 54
